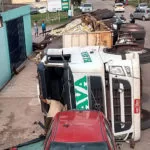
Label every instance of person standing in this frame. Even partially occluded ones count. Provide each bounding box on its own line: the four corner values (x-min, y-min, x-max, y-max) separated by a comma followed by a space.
34, 21, 38, 37
130, 13, 135, 24
68, 9, 72, 19
41, 21, 46, 36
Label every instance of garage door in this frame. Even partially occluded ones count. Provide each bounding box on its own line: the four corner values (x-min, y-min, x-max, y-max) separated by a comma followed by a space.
6, 17, 26, 73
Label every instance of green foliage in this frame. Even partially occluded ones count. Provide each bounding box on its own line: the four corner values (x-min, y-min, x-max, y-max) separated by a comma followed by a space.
128, 0, 150, 7
128, 0, 139, 7
31, 11, 68, 26
71, 0, 82, 5
74, 7, 82, 12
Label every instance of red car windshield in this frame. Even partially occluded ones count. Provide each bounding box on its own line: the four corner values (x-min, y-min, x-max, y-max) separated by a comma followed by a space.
49, 142, 109, 150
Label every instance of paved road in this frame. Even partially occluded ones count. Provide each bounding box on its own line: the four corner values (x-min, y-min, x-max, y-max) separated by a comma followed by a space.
87, 0, 150, 149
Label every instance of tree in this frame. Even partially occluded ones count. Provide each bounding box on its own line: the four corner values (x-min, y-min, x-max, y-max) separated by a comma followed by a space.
0, 0, 4, 12
71, 0, 82, 5
70, 0, 81, 16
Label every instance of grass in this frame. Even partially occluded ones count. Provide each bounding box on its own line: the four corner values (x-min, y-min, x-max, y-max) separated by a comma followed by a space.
128, 0, 150, 7
31, 11, 68, 27
128, 0, 139, 7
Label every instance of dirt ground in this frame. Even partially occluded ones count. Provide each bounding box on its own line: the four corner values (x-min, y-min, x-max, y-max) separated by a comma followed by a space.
0, 61, 44, 149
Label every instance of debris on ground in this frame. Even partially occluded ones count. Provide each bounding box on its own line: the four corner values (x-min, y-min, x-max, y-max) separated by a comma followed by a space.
50, 14, 110, 36
29, 52, 43, 64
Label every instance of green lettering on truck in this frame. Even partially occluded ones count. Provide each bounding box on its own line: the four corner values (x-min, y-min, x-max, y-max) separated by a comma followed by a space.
81, 52, 92, 63
74, 76, 89, 110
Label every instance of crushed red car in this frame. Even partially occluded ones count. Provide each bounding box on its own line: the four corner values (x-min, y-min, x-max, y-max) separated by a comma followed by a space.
44, 110, 117, 150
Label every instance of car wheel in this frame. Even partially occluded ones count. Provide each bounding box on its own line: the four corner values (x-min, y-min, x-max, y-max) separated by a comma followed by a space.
142, 16, 146, 21
132, 30, 146, 40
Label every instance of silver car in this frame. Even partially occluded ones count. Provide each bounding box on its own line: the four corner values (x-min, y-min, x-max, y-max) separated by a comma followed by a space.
133, 8, 150, 21
136, 3, 148, 10
80, 3, 93, 12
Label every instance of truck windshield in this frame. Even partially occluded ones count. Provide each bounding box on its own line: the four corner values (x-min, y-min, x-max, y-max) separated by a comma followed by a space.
84, 4, 92, 7
140, 3, 147, 6
49, 142, 108, 150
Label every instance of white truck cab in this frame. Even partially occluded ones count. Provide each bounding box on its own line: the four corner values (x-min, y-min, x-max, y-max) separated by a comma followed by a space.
38, 46, 141, 142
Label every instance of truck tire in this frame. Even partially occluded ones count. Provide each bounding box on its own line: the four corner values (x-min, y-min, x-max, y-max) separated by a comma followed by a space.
135, 39, 145, 48
115, 45, 143, 54
120, 23, 144, 29
132, 31, 145, 40
119, 28, 145, 40
120, 23, 145, 40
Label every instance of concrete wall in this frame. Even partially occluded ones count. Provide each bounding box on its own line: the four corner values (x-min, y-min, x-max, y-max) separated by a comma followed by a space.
0, 5, 32, 89
23, 15, 32, 56
2, 5, 32, 56
0, 25, 11, 89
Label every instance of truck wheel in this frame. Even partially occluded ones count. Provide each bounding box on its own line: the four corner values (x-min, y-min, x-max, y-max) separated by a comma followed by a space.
120, 28, 145, 40
142, 16, 146, 21
120, 23, 144, 29
135, 39, 145, 48
132, 30, 145, 40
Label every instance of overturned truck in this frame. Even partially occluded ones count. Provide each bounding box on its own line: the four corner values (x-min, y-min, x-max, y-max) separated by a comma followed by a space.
38, 46, 141, 143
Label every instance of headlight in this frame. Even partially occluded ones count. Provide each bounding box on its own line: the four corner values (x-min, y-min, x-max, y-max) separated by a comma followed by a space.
124, 66, 131, 77
109, 66, 125, 76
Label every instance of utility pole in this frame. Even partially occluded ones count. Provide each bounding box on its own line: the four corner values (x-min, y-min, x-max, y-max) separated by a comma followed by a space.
0, 0, 4, 12
71, 3, 74, 16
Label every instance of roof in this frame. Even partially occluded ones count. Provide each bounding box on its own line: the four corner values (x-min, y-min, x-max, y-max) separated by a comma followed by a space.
54, 110, 106, 143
